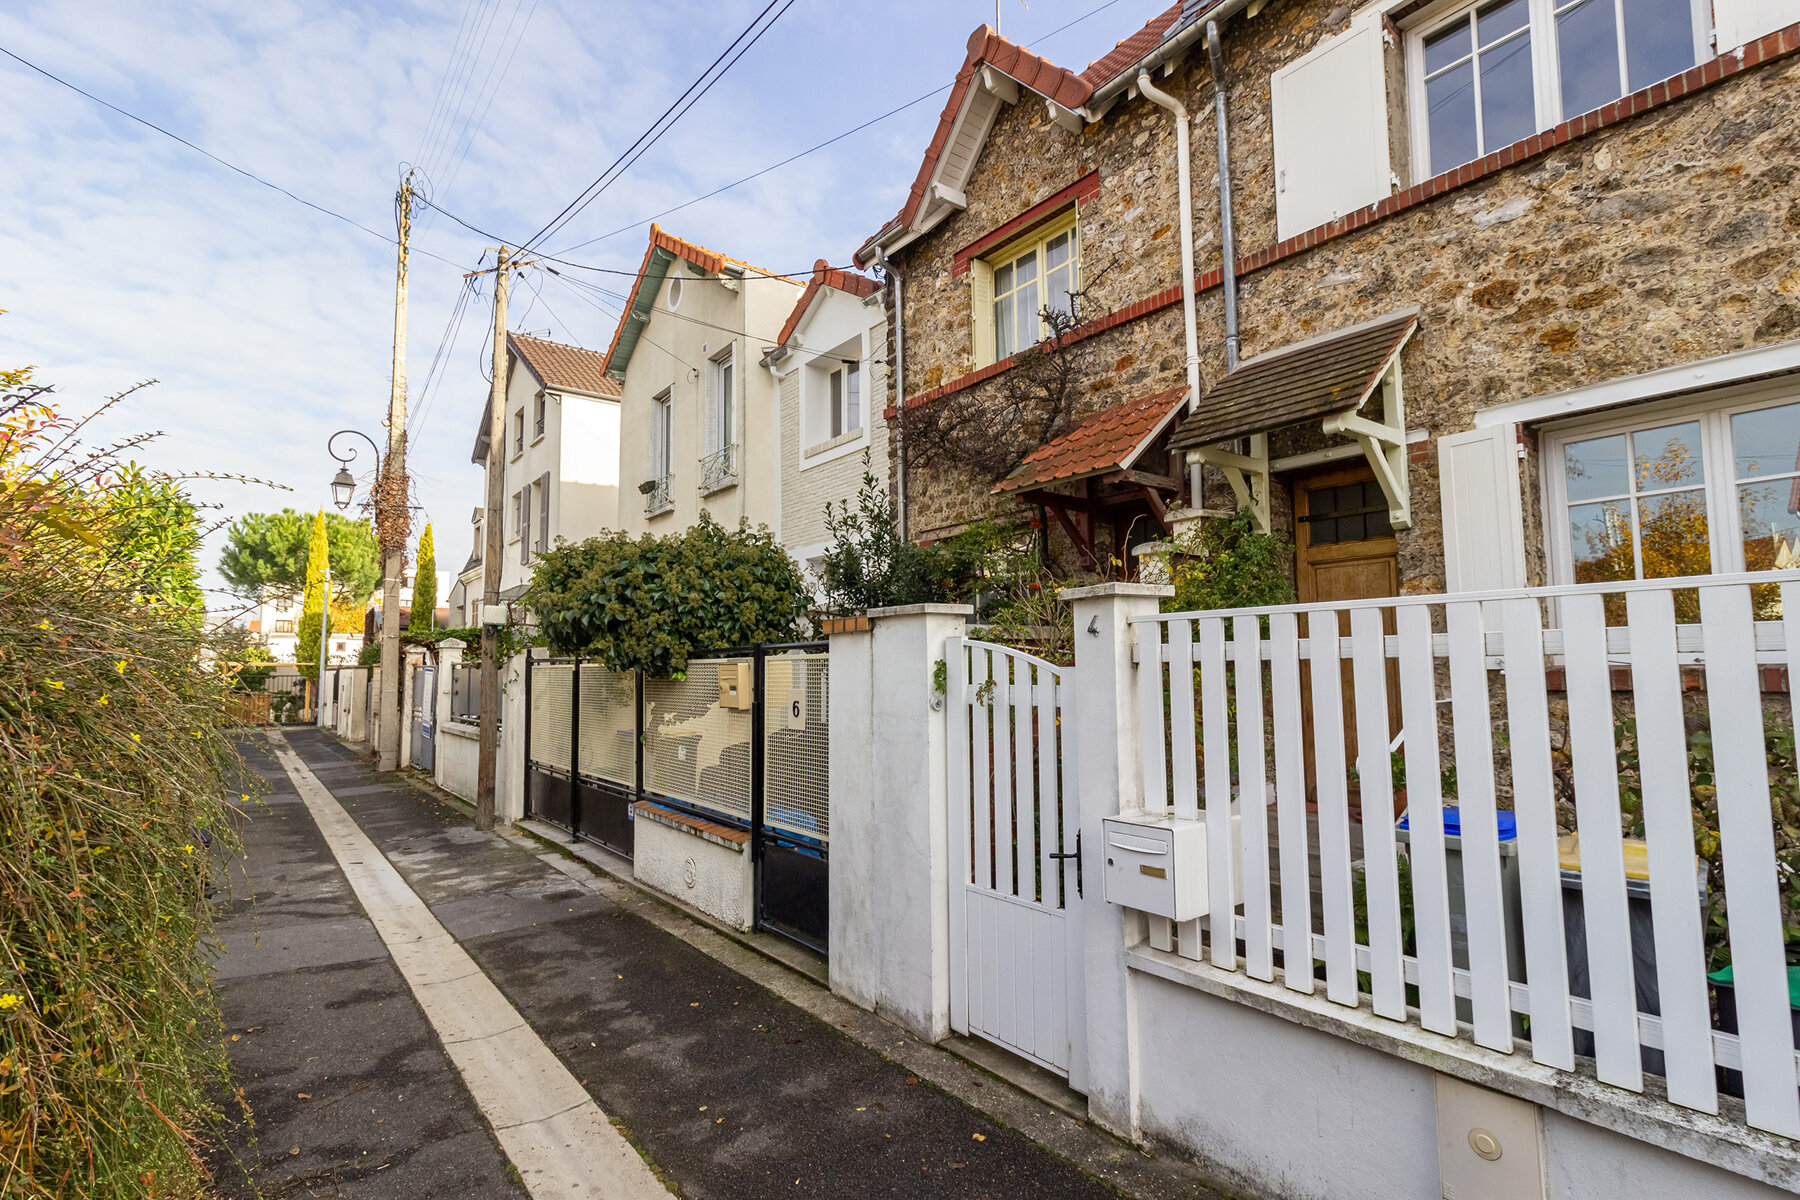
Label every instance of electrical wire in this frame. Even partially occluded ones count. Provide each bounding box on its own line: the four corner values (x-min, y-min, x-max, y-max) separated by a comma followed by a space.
413, 0, 490, 177
0, 43, 467, 268
432, 0, 539, 203
520, 0, 794, 253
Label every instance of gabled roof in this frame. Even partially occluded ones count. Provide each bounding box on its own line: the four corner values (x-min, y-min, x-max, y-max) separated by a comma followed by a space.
510, 332, 620, 399
1168, 309, 1420, 450
774, 259, 882, 353
469, 333, 618, 464
601, 224, 799, 382
995, 385, 1188, 494
856, 3, 1230, 267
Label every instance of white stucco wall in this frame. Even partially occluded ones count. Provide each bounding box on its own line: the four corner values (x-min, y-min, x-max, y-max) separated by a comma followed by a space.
631, 810, 754, 931
436, 721, 479, 802
771, 288, 891, 572
615, 262, 801, 537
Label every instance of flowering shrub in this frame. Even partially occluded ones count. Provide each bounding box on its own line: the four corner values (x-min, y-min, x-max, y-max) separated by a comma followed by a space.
1, 369, 241, 1197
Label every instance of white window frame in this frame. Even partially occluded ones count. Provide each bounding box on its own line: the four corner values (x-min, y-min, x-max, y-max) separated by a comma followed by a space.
1402, 0, 1710, 178
799, 334, 873, 468
512, 408, 525, 458
710, 346, 736, 454
651, 389, 673, 481
1540, 378, 1800, 587
533, 391, 547, 440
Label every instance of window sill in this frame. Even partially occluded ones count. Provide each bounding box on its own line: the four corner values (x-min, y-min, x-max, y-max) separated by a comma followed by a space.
645, 503, 675, 519
530, 433, 546, 447
699, 476, 739, 498
803, 428, 866, 459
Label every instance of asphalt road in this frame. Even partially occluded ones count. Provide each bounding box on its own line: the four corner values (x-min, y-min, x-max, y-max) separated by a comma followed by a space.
206, 729, 1126, 1199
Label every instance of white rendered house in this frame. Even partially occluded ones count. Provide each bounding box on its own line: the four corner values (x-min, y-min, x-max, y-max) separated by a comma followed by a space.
470, 332, 622, 600
762, 259, 891, 576
605, 225, 803, 537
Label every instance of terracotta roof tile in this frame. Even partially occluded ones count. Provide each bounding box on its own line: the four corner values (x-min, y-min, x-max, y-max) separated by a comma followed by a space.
508, 332, 619, 398
857, 26, 1095, 265
995, 384, 1188, 494
775, 259, 882, 352
602, 223, 802, 378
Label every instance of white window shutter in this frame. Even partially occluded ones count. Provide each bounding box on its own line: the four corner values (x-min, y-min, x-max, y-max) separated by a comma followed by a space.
537, 473, 550, 551
1438, 426, 1527, 593
970, 260, 996, 368
704, 363, 721, 456
1270, 16, 1391, 242
1712, 0, 1800, 50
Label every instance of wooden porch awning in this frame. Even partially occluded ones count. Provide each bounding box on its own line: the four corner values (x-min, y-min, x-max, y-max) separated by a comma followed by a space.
1167, 308, 1419, 450
994, 385, 1188, 495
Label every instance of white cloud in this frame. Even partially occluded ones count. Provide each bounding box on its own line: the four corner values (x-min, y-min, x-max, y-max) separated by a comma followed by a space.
0, 0, 1155, 611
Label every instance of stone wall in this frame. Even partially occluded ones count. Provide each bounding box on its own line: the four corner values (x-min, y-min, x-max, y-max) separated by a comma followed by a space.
886, 0, 1800, 586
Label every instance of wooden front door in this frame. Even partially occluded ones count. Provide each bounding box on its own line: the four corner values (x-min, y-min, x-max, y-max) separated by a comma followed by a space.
1294, 465, 1401, 812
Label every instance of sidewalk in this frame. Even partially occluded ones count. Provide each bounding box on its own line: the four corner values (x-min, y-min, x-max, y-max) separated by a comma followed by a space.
209, 728, 1209, 1199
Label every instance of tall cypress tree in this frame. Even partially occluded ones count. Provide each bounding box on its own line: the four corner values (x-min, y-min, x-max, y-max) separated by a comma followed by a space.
296, 509, 330, 681
409, 523, 437, 637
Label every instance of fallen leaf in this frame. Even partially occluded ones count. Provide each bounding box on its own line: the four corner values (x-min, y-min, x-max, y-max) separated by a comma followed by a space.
715, 1117, 724, 1124
230, 1034, 240, 1042
296, 1093, 311, 1100
690, 1002, 700, 1007
905, 1075, 919, 1085
971, 1133, 986, 1142
699, 1106, 707, 1112
948, 1161, 967, 1170
856, 1106, 867, 1112
289, 1147, 300, 1156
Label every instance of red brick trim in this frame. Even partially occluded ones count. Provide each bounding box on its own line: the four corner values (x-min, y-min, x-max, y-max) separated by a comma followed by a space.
892, 24, 1800, 415
951, 172, 1102, 278
632, 800, 750, 846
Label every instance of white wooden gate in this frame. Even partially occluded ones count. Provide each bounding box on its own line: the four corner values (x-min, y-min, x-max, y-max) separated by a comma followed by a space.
946, 638, 1086, 1086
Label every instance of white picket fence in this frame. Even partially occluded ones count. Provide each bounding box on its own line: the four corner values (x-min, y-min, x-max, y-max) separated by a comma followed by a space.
1132, 571, 1800, 1139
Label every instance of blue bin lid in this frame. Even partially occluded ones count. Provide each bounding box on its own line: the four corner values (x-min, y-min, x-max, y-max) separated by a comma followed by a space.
1398, 805, 1516, 841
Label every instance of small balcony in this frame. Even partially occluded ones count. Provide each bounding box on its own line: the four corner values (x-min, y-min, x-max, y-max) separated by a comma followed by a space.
639, 474, 673, 516
699, 444, 739, 495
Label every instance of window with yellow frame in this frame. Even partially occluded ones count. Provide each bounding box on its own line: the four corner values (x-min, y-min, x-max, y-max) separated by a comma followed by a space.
971, 211, 1078, 366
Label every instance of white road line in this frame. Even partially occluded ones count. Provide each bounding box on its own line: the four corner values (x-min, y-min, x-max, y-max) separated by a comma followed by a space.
263, 731, 668, 1200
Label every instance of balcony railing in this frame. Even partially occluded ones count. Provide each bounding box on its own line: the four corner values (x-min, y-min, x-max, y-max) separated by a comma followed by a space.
1128, 569, 1800, 1140
699, 443, 739, 494
640, 474, 672, 515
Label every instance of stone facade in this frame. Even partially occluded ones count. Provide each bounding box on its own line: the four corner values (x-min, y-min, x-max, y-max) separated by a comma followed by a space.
879, 0, 1800, 591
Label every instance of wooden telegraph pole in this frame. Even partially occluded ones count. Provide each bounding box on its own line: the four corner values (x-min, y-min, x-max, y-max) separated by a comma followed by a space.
377, 172, 413, 773
476, 245, 510, 831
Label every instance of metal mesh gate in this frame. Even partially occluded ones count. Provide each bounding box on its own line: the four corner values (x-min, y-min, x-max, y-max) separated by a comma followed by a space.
643, 660, 754, 824
755, 648, 830, 951
527, 660, 575, 829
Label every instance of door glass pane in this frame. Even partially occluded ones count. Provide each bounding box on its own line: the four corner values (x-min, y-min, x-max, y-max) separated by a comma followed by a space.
1556, 0, 1621, 117
1731, 401, 1800, 480
1623, 0, 1696, 91
1426, 60, 1479, 174
1425, 18, 1472, 73
1631, 420, 1703, 490
1637, 489, 1709, 577
1479, 28, 1536, 148
1569, 499, 1636, 582
1564, 432, 1629, 500
1738, 480, 1800, 572
846, 362, 861, 431
719, 362, 733, 444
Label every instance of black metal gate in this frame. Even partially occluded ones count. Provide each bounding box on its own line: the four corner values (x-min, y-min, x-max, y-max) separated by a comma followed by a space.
752, 645, 830, 951
524, 644, 830, 950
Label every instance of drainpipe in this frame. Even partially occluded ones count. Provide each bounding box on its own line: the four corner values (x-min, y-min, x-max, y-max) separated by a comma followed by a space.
1136, 69, 1206, 514
1206, 20, 1240, 373
869, 245, 907, 540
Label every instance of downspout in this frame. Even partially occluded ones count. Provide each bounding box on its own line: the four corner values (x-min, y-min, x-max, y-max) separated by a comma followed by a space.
1206, 20, 1240, 373
1136, 70, 1205, 510
869, 245, 906, 540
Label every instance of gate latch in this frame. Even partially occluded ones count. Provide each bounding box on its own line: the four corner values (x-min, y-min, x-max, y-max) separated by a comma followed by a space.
1048, 830, 1082, 898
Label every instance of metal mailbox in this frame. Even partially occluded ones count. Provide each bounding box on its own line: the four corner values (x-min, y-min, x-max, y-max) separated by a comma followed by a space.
1101, 814, 1209, 921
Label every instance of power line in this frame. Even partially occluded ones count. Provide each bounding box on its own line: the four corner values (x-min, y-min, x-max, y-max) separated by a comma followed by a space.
0, 43, 467, 269
433, 0, 539, 203
520, 0, 794, 253
413, 0, 489, 177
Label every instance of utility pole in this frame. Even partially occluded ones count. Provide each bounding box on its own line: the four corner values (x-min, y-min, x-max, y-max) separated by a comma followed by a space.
476, 244, 511, 831
378, 172, 413, 773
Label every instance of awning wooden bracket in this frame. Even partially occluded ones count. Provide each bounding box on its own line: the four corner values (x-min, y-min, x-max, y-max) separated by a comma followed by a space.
1319, 356, 1411, 530
1189, 434, 1271, 533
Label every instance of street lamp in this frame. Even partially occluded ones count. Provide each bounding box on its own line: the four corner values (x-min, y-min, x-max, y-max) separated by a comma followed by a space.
326, 429, 382, 511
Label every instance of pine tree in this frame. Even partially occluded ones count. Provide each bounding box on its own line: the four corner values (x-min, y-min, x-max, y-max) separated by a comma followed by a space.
409, 523, 437, 637
296, 509, 330, 681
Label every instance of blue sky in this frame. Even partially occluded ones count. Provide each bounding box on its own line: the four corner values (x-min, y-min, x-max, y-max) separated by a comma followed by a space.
0, 0, 1158, 608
